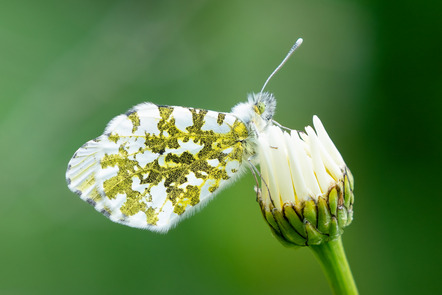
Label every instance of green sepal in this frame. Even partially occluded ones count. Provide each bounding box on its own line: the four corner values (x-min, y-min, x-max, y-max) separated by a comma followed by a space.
317, 196, 331, 234
306, 222, 328, 245
338, 182, 344, 201
269, 226, 299, 248
329, 217, 342, 240
344, 176, 351, 208
294, 204, 304, 220
283, 204, 306, 238
273, 210, 306, 246
347, 168, 354, 191
347, 207, 353, 226
337, 206, 348, 228
329, 188, 338, 216
303, 200, 317, 228
264, 210, 281, 234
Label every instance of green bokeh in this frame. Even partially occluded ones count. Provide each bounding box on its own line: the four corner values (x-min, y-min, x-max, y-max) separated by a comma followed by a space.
1, 0, 440, 294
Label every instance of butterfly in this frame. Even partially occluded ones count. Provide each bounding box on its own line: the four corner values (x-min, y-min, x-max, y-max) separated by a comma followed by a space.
66, 38, 303, 232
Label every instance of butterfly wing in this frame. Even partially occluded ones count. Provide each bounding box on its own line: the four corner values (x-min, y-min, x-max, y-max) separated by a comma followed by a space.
66, 102, 249, 232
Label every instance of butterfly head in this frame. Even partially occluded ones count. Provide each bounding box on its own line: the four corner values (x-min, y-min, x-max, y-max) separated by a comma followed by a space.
250, 92, 276, 122
231, 92, 276, 133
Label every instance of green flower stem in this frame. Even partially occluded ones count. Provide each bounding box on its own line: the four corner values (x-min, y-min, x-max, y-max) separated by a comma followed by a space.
309, 237, 358, 295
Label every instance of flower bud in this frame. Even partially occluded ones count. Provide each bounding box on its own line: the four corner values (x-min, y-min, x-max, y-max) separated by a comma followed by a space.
256, 116, 354, 246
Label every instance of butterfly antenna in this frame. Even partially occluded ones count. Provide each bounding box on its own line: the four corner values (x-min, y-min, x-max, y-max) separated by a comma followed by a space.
260, 38, 303, 96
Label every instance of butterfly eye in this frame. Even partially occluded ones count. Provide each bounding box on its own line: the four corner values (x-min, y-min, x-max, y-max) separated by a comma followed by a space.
256, 102, 266, 115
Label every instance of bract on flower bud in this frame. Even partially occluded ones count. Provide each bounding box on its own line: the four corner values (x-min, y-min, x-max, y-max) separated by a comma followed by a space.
256, 116, 354, 246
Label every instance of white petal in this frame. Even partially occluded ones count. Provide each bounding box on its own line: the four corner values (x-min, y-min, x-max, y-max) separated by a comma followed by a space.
290, 130, 322, 200
306, 126, 331, 195
258, 133, 281, 210
267, 127, 296, 205
313, 115, 345, 167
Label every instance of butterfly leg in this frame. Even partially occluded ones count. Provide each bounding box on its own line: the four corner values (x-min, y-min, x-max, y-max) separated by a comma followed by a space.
247, 158, 276, 207
272, 119, 293, 132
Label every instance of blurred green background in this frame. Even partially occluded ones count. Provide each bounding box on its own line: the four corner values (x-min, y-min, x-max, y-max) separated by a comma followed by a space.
1, 0, 440, 294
